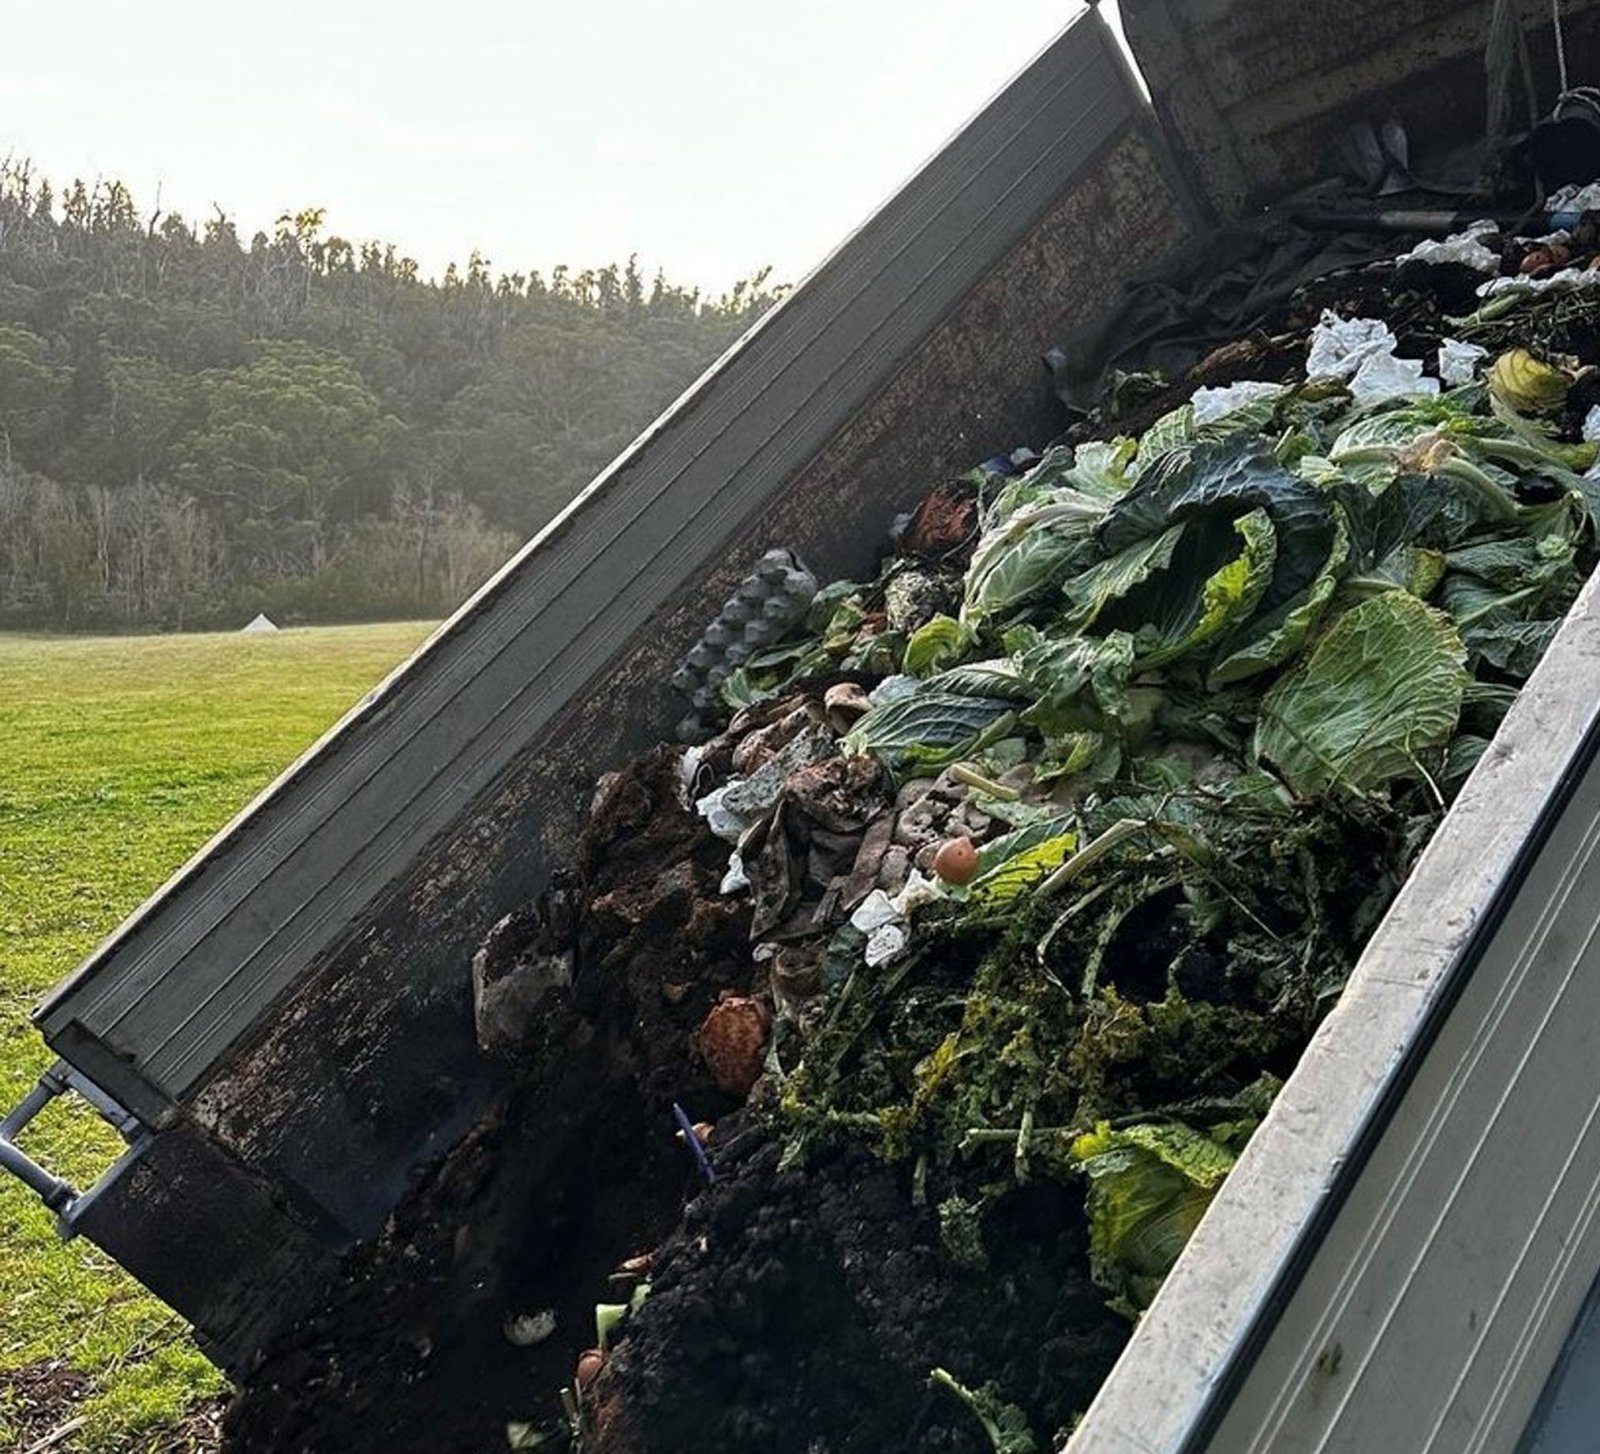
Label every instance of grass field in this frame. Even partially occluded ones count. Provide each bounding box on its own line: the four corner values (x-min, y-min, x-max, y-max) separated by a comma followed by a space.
0, 622, 437, 1453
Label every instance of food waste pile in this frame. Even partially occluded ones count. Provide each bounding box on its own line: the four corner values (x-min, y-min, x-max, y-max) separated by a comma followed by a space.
226, 204, 1600, 1454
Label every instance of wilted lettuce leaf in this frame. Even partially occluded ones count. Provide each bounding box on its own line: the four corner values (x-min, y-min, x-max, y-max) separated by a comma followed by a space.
962, 512, 1098, 630
719, 667, 773, 712
1208, 512, 1351, 687
1443, 733, 1492, 784
1136, 403, 1195, 467
844, 689, 1015, 775
1198, 389, 1285, 440
961, 446, 1134, 629
1329, 401, 1465, 459
1332, 472, 1454, 586
961, 818, 1078, 904
1438, 533, 1577, 629
903, 614, 969, 677
1486, 394, 1599, 472
1034, 729, 1115, 784
1096, 436, 1338, 617
930, 658, 1035, 701
1070, 1120, 1238, 1316
1446, 534, 1575, 590
803, 577, 865, 633
1009, 628, 1136, 722
1326, 402, 1544, 528
1255, 593, 1468, 795
1462, 617, 1561, 677
1062, 525, 1185, 629
1134, 508, 1277, 668
1063, 438, 1140, 499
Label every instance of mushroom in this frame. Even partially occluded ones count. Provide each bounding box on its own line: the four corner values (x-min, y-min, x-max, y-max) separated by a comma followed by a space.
823, 681, 872, 735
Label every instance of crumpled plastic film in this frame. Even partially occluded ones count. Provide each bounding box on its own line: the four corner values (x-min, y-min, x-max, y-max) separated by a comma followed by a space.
1307, 312, 1438, 404
1190, 380, 1287, 424
1397, 220, 1501, 274
1306, 313, 1399, 381
1438, 338, 1489, 386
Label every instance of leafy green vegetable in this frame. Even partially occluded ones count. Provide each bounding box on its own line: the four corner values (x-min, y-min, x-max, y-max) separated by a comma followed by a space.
1070, 1120, 1239, 1316
844, 690, 1016, 776
1332, 472, 1454, 588
1137, 402, 1196, 465
1062, 438, 1140, 498
1462, 617, 1561, 675
1132, 507, 1277, 668
931, 658, 1036, 701
961, 446, 1133, 629
1034, 729, 1116, 784
1061, 525, 1185, 629
962, 818, 1079, 903
962, 519, 1093, 630
1209, 511, 1350, 686
903, 614, 970, 677
929, 1369, 1038, 1454
1255, 593, 1468, 795
1009, 628, 1136, 723
1096, 435, 1338, 615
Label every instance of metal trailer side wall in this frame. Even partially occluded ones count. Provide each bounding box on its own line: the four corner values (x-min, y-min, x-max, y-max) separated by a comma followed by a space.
31, 12, 1198, 1366
1125, 0, 1600, 217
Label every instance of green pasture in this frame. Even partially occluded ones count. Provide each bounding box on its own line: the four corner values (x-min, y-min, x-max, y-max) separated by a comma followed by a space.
0, 622, 435, 1451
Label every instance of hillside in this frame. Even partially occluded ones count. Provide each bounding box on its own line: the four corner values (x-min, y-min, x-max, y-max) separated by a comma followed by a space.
0, 161, 784, 630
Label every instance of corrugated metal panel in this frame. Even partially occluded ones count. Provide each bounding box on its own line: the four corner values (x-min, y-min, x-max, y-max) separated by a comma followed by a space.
35, 10, 1176, 1114
1066, 571, 1600, 1451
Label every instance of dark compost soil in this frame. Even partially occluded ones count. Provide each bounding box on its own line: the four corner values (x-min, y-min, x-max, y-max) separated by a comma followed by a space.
224, 746, 1126, 1454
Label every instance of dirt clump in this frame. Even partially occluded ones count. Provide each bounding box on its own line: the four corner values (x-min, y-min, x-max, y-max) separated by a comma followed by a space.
588, 1123, 1127, 1454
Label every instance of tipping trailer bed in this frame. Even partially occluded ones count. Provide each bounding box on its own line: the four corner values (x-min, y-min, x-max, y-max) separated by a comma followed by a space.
9, 3, 1600, 1449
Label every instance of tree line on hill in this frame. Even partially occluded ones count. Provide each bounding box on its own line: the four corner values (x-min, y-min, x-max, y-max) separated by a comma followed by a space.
0, 159, 785, 630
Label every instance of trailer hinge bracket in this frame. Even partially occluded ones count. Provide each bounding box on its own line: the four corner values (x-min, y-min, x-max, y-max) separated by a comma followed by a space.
0, 1061, 146, 1221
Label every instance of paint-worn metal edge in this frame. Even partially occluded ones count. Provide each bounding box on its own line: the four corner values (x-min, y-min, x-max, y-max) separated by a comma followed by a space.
1064, 568, 1600, 1452
32, 12, 1157, 1109
1518, 1273, 1600, 1453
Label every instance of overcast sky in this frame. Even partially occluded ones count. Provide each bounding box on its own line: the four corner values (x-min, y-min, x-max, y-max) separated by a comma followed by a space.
1, 2, 1104, 295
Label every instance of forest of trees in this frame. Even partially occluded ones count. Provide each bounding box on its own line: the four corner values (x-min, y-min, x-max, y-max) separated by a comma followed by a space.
0, 159, 786, 629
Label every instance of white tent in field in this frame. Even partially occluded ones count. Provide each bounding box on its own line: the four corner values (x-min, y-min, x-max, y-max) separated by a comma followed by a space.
241, 613, 280, 634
